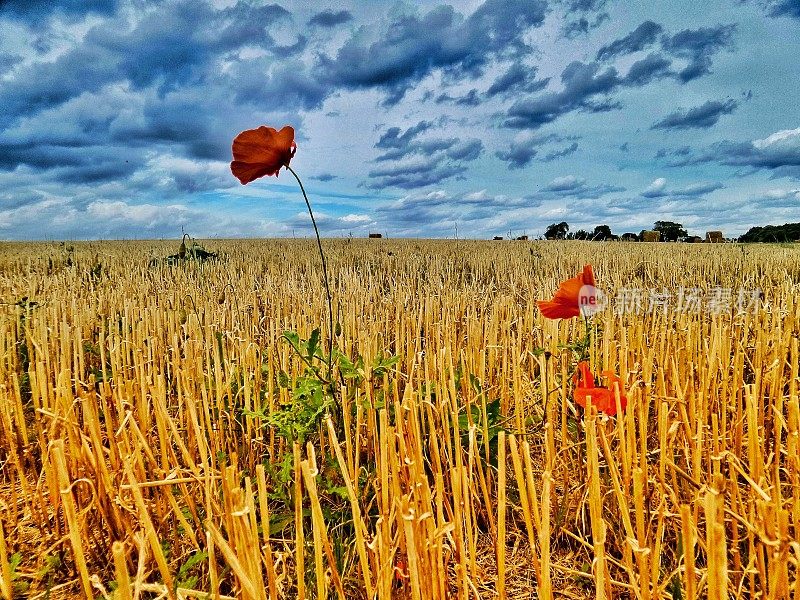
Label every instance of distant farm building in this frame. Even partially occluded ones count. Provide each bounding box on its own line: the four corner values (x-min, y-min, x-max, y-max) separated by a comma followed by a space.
620, 233, 638, 242
515, 235, 529, 240
706, 231, 724, 243
368, 233, 383, 239
641, 230, 660, 242
686, 236, 703, 243
492, 236, 504, 240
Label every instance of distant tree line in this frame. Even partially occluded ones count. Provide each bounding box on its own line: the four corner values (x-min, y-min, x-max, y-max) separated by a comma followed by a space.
738, 223, 800, 243
543, 220, 687, 242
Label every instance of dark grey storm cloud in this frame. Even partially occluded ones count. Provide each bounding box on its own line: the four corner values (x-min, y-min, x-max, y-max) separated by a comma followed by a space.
368, 120, 482, 188
624, 53, 673, 85
538, 175, 624, 198
596, 21, 735, 84
503, 61, 622, 128
312, 173, 338, 182
0, 0, 323, 187
652, 99, 738, 130
495, 133, 578, 170
226, 58, 327, 110
0, 0, 297, 126
596, 20, 664, 61
308, 9, 353, 27
486, 64, 550, 97
542, 142, 579, 161
755, 0, 800, 18
435, 89, 482, 106
446, 139, 484, 161
375, 121, 433, 150
0, 52, 21, 73
316, 0, 547, 105
561, 0, 609, 38
0, 0, 119, 20
562, 13, 609, 38
366, 157, 467, 189
677, 129, 800, 177
661, 23, 736, 82
495, 142, 540, 169
503, 21, 737, 130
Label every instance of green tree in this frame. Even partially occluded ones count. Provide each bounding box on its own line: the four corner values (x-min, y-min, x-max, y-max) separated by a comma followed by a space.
739, 223, 800, 243
653, 221, 687, 242
545, 221, 570, 240
593, 224, 613, 240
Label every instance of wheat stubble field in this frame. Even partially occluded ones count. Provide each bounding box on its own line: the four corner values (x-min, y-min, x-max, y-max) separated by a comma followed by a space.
0, 239, 798, 599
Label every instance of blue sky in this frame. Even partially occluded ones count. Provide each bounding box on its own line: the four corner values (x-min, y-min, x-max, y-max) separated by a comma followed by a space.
1, 0, 799, 240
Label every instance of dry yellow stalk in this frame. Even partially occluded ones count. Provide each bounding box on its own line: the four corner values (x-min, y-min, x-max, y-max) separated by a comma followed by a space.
112, 541, 133, 600
49, 440, 93, 599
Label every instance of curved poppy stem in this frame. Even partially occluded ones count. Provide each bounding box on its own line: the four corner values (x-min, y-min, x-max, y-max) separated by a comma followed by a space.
286, 165, 334, 378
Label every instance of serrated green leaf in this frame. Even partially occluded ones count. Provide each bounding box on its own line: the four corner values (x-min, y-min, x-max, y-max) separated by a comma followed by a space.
278, 370, 290, 388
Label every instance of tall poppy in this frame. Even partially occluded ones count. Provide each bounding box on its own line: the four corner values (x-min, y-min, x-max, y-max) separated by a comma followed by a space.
537, 264, 596, 319
572, 361, 627, 416
230, 125, 296, 184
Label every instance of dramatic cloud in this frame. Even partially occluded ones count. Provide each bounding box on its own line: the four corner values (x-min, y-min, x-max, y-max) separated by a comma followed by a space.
642, 177, 668, 197
435, 89, 482, 106
641, 178, 723, 197
624, 53, 673, 85
539, 175, 624, 198
719, 128, 800, 175
366, 157, 467, 189
0, 0, 796, 239
669, 129, 800, 178
542, 142, 579, 161
368, 121, 482, 189
752, 0, 800, 18
486, 63, 550, 97
504, 61, 622, 128
596, 21, 663, 60
661, 24, 737, 82
495, 133, 578, 168
561, 0, 610, 39
308, 9, 353, 27
652, 99, 738, 130
316, 0, 547, 105
0, 0, 120, 20
376, 121, 432, 150
496, 143, 538, 169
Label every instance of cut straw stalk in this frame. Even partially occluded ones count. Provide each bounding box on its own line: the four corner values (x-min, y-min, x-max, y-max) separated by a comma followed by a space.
299, 455, 345, 600
206, 521, 260, 600
497, 430, 507, 600
0, 519, 12, 600
680, 505, 696, 600
125, 465, 176, 600
325, 417, 373, 598
49, 440, 93, 600
704, 486, 728, 600
585, 404, 610, 600
293, 442, 305, 600
255, 465, 279, 600
112, 541, 133, 600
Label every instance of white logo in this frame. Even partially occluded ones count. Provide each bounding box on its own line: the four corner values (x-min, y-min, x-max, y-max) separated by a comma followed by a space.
578, 284, 607, 316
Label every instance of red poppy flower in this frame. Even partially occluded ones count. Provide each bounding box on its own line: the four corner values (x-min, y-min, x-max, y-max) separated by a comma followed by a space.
572, 361, 627, 416
537, 264, 596, 319
230, 125, 296, 184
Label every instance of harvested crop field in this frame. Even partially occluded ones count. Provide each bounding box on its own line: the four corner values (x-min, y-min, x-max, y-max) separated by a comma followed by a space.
0, 239, 798, 599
